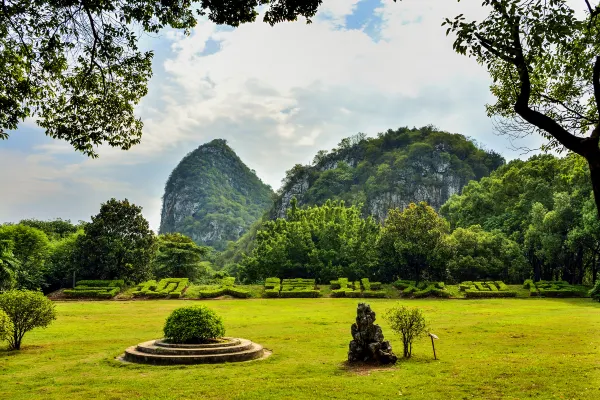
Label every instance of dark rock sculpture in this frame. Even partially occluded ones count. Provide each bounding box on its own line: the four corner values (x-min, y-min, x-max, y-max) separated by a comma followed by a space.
348, 303, 397, 364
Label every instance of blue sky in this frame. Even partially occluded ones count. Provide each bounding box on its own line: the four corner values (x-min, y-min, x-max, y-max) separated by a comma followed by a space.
0, 0, 548, 231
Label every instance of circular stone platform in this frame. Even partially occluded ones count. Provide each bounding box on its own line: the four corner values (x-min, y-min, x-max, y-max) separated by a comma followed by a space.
122, 337, 266, 365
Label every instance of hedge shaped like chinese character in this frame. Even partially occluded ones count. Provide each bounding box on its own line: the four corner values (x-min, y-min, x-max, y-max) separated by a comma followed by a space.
132, 278, 189, 298
63, 280, 125, 299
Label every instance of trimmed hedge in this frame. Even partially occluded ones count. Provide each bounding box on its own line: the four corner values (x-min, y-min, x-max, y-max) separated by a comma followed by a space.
132, 278, 189, 298
524, 280, 585, 298
64, 279, 124, 299
75, 280, 125, 288
63, 287, 119, 299
280, 290, 320, 298
495, 281, 509, 291
523, 279, 534, 289
465, 290, 517, 298
538, 289, 583, 298
394, 280, 449, 298
330, 278, 350, 290
195, 287, 252, 299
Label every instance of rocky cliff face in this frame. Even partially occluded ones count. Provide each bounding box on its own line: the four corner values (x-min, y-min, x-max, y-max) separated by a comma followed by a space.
270, 127, 504, 222
159, 139, 274, 250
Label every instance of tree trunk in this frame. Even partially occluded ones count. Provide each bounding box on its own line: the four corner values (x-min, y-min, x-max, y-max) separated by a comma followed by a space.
587, 155, 600, 219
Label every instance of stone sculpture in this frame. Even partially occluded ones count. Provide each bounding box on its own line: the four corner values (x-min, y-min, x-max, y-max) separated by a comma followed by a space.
348, 302, 397, 364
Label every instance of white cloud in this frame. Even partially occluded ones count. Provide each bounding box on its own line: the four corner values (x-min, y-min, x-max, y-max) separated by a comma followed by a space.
1, 0, 549, 230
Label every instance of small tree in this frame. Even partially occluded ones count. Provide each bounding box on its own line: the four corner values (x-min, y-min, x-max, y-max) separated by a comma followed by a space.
384, 306, 428, 358
0, 309, 11, 344
0, 290, 57, 350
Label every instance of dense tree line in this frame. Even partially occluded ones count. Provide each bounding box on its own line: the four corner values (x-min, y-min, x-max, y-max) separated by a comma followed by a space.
441, 154, 598, 284
3, 155, 599, 290
243, 154, 599, 285
242, 199, 527, 285
0, 199, 211, 293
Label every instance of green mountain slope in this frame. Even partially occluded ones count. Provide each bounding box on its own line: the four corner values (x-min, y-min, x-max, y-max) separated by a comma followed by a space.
270, 126, 505, 221
159, 139, 274, 250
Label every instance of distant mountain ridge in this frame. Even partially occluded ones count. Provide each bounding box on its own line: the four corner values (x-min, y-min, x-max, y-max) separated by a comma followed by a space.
270, 126, 505, 222
159, 139, 274, 250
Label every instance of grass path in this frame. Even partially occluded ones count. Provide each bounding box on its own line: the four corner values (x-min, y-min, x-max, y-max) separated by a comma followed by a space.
1, 298, 599, 399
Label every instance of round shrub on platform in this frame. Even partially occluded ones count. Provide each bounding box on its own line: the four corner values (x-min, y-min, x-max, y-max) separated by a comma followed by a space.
163, 306, 225, 343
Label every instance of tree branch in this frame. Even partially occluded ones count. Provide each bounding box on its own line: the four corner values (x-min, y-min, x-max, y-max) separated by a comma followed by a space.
538, 93, 599, 124
475, 33, 517, 63
593, 56, 600, 121
84, 7, 98, 78
509, 15, 586, 154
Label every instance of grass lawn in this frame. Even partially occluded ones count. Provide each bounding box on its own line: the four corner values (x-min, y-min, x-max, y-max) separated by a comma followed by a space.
1, 298, 599, 400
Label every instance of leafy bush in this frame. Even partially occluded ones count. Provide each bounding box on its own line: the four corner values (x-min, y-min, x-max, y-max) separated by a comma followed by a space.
163, 306, 225, 344
221, 277, 235, 287
384, 305, 427, 358
464, 290, 517, 298
523, 279, 534, 289
0, 290, 57, 350
0, 309, 11, 343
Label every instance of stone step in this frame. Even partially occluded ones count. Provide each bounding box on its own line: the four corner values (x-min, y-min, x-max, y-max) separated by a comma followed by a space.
136, 339, 254, 355
123, 342, 264, 365
154, 337, 241, 348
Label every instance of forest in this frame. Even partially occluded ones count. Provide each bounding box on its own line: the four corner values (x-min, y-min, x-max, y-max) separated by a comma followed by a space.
1, 132, 599, 294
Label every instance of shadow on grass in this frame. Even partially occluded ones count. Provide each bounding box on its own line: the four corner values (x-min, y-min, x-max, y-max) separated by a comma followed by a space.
339, 360, 398, 375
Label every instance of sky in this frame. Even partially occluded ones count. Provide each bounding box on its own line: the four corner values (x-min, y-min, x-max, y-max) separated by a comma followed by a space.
0, 0, 553, 232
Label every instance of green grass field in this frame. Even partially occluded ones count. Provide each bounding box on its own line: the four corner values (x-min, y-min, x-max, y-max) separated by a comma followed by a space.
1, 298, 599, 399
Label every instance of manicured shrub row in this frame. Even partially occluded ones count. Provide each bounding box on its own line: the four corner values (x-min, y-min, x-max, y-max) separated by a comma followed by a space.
413, 285, 451, 298
360, 278, 382, 291
330, 278, 385, 298
392, 280, 449, 298
263, 278, 320, 298
264, 277, 281, 297
195, 287, 251, 299
525, 280, 585, 298
279, 290, 320, 298
63, 280, 125, 299
330, 278, 351, 290
132, 278, 189, 298
63, 287, 120, 299
464, 290, 517, 298
523, 279, 535, 289
460, 281, 510, 292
